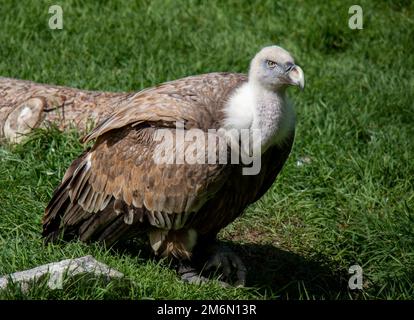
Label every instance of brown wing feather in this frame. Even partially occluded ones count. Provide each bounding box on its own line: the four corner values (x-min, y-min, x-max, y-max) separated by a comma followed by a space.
43, 72, 246, 244
42, 125, 232, 244
89, 126, 232, 213
82, 73, 247, 143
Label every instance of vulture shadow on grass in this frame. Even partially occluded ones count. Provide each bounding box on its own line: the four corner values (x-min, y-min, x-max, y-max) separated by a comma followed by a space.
114, 240, 349, 299
227, 242, 349, 299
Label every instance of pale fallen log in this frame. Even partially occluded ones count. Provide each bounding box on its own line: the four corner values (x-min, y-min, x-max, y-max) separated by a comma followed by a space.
0, 77, 133, 143
0, 255, 123, 292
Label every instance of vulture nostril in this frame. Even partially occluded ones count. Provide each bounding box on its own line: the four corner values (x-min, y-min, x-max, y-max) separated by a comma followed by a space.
285, 62, 294, 72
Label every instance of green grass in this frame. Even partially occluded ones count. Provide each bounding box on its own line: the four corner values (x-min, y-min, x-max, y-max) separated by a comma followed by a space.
0, 0, 413, 299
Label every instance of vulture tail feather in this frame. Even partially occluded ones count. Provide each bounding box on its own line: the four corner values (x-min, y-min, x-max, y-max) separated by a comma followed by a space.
42, 150, 92, 242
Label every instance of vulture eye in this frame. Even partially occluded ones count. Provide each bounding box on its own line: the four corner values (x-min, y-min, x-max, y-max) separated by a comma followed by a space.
266, 60, 277, 69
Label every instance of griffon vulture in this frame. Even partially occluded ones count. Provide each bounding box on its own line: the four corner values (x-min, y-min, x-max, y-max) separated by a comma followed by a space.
43, 45, 304, 286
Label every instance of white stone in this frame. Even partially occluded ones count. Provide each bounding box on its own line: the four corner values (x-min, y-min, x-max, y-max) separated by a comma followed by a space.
0, 255, 123, 292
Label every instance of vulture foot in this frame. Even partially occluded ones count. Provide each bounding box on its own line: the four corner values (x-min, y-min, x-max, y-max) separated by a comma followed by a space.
177, 261, 230, 287
203, 245, 247, 287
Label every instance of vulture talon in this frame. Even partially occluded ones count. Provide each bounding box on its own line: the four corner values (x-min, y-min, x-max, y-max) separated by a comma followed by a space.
182, 273, 230, 288
181, 272, 209, 285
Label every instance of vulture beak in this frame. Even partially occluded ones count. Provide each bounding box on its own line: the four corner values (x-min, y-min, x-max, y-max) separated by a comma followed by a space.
286, 64, 305, 90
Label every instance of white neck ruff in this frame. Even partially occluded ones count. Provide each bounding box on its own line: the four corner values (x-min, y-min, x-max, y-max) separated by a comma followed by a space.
222, 81, 296, 155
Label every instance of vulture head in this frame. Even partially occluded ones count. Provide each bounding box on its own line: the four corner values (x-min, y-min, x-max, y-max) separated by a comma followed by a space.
249, 45, 305, 91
